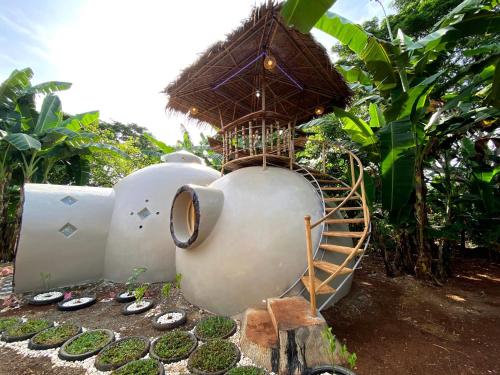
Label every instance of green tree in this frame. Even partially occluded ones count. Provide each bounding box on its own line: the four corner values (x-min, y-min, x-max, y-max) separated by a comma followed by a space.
282, 0, 499, 279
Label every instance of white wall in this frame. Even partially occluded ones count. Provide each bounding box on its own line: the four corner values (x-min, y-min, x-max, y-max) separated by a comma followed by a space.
14, 184, 114, 292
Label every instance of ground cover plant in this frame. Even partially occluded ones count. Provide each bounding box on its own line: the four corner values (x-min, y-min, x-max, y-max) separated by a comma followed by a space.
226, 366, 267, 375
31, 323, 80, 347
0, 317, 21, 332
95, 337, 149, 370
3, 318, 51, 338
64, 330, 111, 355
187, 339, 240, 374
194, 316, 236, 341
151, 331, 196, 362
112, 358, 161, 375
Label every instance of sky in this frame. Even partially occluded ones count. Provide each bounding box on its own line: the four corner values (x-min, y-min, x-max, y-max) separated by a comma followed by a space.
0, 0, 393, 145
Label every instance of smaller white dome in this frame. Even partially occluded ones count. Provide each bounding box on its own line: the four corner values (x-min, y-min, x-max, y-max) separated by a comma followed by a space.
161, 150, 204, 164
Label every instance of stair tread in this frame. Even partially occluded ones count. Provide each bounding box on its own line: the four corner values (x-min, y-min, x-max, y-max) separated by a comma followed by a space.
324, 196, 360, 202
319, 243, 363, 255
314, 260, 353, 275
323, 231, 364, 238
321, 186, 351, 191
325, 218, 365, 224
301, 276, 335, 295
316, 179, 343, 184
326, 206, 363, 211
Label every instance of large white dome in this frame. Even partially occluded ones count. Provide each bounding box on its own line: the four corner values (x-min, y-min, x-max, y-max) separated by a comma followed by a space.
173, 166, 324, 315
103, 153, 219, 283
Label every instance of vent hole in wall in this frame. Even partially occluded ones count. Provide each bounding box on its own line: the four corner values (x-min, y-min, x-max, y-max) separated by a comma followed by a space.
139, 225, 143, 229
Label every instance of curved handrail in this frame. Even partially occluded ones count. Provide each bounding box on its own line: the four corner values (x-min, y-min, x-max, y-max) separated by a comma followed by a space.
302, 141, 371, 314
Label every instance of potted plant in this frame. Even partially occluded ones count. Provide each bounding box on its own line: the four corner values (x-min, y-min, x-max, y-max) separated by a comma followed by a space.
150, 330, 197, 363
28, 272, 64, 305
116, 267, 147, 303
0, 317, 22, 333
1, 318, 53, 342
29, 323, 81, 350
122, 283, 154, 315
59, 329, 115, 361
305, 327, 357, 375
94, 336, 150, 371
112, 358, 164, 375
152, 282, 187, 330
194, 316, 237, 341
187, 339, 240, 375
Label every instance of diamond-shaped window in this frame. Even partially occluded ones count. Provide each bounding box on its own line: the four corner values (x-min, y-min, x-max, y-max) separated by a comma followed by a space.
61, 196, 78, 206
137, 207, 151, 220
59, 223, 77, 238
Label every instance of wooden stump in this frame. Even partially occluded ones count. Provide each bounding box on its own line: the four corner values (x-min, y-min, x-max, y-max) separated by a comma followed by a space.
240, 297, 343, 375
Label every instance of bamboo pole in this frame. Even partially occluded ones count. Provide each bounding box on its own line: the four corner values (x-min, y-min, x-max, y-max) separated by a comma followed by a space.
321, 142, 326, 173
349, 154, 356, 189
304, 215, 317, 316
262, 82, 267, 169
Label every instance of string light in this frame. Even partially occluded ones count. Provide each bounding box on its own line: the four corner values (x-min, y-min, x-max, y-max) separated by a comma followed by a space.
263, 55, 276, 70
255, 89, 261, 98
314, 106, 325, 116
189, 106, 199, 115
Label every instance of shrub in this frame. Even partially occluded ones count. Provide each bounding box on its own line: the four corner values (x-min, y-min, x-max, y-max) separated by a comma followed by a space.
151, 331, 196, 362
4, 319, 51, 337
32, 323, 80, 346
188, 339, 240, 374
65, 330, 111, 355
112, 358, 160, 375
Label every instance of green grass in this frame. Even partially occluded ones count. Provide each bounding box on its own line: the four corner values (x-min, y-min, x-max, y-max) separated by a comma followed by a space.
152, 331, 195, 361
65, 330, 111, 355
0, 317, 21, 332
188, 339, 239, 373
112, 358, 159, 375
98, 337, 148, 365
195, 316, 236, 341
226, 366, 267, 375
32, 323, 80, 345
4, 319, 51, 337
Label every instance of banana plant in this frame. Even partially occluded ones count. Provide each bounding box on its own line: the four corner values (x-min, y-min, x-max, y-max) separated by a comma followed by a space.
282, 0, 499, 277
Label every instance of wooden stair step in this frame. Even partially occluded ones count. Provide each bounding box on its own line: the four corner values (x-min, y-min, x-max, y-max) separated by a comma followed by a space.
326, 206, 363, 212
313, 260, 353, 275
324, 196, 360, 202
323, 231, 364, 238
319, 244, 363, 255
325, 218, 365, 224
316, 179, 343, 184
321, 186, 351, 191
301, 276, 335, 295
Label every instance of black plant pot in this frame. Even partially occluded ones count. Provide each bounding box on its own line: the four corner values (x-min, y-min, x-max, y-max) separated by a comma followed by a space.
28, 291, 64, 306
57, 296, 97, 311
152, 308, 187, 331
1, 321, 54, 343
115, 291, 136, 303
122, 299, 155, 315
59, 329, 115, 361
28, 324, 82, 350
306, 365, 357, 375
94, 336, 150, 371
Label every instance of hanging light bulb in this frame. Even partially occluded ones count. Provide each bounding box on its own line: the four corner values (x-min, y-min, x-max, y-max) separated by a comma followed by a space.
314, 106, 325, 116
255, 89, 261, 98
189, 106, 199, 115
263, 55, 276, 70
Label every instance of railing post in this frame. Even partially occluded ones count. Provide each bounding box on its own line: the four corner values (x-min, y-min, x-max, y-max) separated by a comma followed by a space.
349, 154, 356, 189
304, 215, 317, 316
321, 142, 326, 173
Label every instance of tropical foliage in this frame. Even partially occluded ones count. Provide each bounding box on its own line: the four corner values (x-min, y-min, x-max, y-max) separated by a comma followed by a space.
283, 0, 499, 279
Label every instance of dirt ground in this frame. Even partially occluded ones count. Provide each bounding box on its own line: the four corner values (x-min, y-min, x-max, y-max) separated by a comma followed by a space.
323, 255, 500, 375
0, 254, 499, 375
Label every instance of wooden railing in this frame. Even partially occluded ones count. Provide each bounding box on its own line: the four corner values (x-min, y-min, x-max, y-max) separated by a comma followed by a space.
303, 142, 370, 315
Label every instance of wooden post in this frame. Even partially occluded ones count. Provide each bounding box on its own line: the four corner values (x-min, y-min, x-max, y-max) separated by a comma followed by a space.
277, 123, 281, 156
321, 142, 326, 173
223, 131, 227, 163
304, 215, 317, 316
235, 126, 239, 159
289, 124, 295, 169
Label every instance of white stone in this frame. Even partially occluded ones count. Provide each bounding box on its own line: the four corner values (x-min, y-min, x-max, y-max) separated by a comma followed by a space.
33, 291, 63, 301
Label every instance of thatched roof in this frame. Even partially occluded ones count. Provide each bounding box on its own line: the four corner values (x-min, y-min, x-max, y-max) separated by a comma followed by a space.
165, 1, 352, 128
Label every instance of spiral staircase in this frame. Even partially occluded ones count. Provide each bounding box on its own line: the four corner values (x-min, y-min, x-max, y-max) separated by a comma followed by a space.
283, 144, 372, 315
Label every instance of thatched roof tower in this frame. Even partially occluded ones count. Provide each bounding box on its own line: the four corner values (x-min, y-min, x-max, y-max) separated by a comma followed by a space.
165, 2, 351, 128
